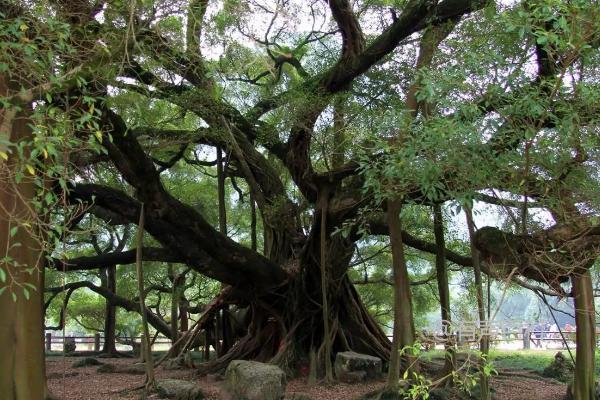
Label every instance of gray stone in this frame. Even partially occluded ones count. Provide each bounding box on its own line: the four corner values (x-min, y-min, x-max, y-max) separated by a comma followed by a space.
338, 370, 367, 383
225, 360, 286, 400
334, 351, 382, 381
72, 357, 103, 368
164, 356, 186, 370
121, 363, 147, 375
96, 362, 146, 375
156, 379, 204, 400
97, 363, 117, 373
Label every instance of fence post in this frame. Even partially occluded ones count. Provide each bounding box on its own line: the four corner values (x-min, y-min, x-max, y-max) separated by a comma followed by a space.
94, 333, 101, 352
522, 327, 530, 349
45, 333, 52, 352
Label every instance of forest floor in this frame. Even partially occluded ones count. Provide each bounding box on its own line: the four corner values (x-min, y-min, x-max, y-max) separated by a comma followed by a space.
46, 354, 567, 400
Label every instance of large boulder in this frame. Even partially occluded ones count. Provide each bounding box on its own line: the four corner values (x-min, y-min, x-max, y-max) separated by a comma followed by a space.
121, 363, 147, 375
97, 363, 117, 373
225, 360, 286, 400
334, 351, 382, 383
72, 357, 103, 368
156, 379, 204, 400
96, 362, 146, 375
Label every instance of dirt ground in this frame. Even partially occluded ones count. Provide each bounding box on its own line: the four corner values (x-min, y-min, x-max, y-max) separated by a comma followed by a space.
46, 357, 567, 400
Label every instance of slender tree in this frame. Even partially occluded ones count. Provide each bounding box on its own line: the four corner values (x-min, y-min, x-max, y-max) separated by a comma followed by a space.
433, 204, 456, 382
135, 204, 155, 389
465, 207, 490, 400
101, 265, 118, 354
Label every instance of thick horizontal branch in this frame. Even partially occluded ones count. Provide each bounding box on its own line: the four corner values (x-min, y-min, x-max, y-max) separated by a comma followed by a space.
50, 247, 184, 272
352, 273, 436, 287
473, 192, 545, 209
474, 225, 600, 289
366, 217, 571, 295
69, 182, 288, 292
367, 218, 473, 267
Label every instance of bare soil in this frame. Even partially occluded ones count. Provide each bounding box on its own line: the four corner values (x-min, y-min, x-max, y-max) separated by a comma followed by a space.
46, 357, 566, 400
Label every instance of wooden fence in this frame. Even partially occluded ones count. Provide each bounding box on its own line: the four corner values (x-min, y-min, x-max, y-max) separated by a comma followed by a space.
45, 333, 172, 352
48, 328, 583, 353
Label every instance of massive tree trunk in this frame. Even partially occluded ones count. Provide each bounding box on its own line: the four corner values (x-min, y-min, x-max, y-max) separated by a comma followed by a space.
195, 214, 390, 375
0, 74, 48, 399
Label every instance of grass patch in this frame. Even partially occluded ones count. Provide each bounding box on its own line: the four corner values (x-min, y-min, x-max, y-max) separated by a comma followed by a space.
422, 349, 600, 375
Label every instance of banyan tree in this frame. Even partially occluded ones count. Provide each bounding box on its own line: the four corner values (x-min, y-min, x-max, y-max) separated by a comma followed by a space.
0, 0, 599, 399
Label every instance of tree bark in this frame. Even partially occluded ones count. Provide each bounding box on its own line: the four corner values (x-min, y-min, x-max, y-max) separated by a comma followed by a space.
386, 199, 417, 388
318, 188, 334, 382
572, 269, 596, 400
465, 207, 490, 400
135, 204, 155, 388
168, 265, 181, 355
0, 74, 48, 400
250, 192, 257, 252
433, 204, 455, 382
102, 265, 117, 354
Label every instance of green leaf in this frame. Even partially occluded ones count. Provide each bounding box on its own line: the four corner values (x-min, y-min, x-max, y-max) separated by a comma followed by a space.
0, 268, 5, 283
10, 226, 18, 237
22, 287, 29, 300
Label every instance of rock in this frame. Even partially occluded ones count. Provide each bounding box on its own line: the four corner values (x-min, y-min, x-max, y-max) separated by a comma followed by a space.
543, 352, 574, 382
165, 354, 192, 370
121, 363, 147, 375
225, 360, 286, 400
97, 363, 117, 373
334, 351, 382, 382
164, 358, 184, 371
96, 363, 146, 375
338, 370, 367, 383
156, 379, 204, 400
72, 357, 103, 368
